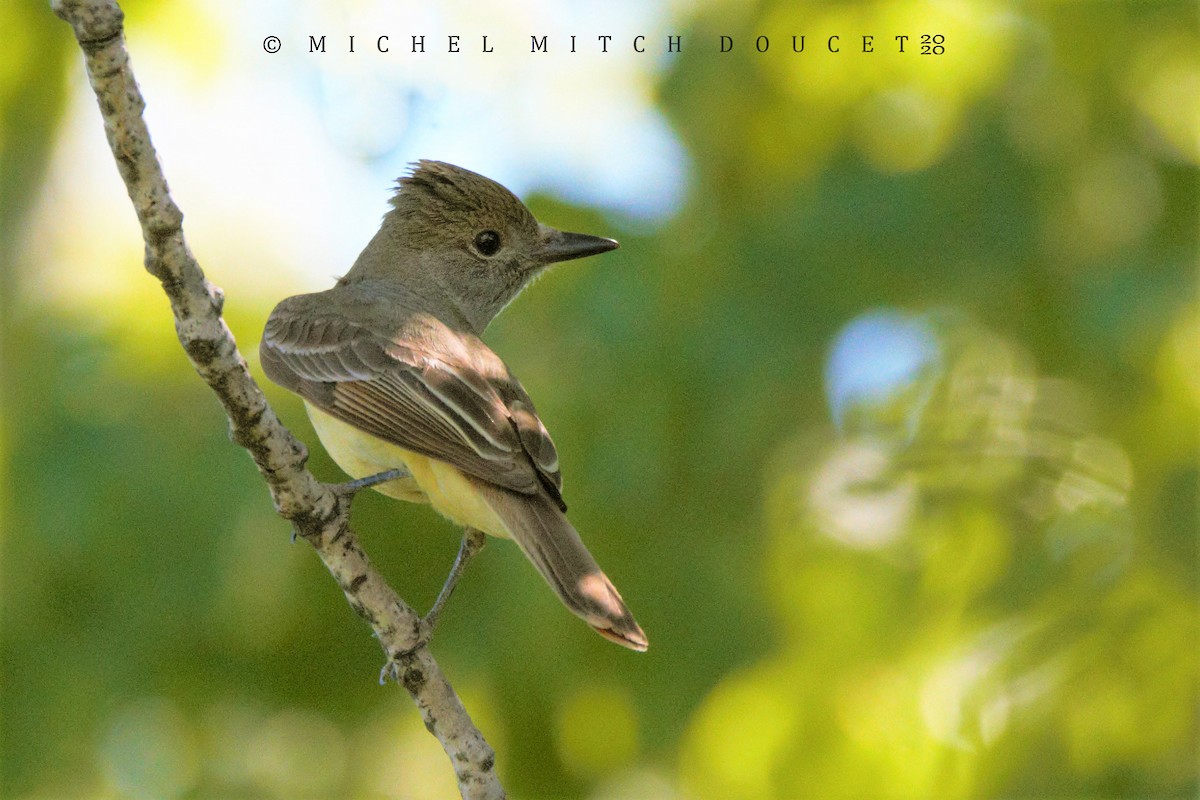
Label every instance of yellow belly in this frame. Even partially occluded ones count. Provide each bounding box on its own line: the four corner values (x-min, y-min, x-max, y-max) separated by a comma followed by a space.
305, 402, 511, 538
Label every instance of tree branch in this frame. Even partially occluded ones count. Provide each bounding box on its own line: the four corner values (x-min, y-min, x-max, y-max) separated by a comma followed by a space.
50, 2, 505, 797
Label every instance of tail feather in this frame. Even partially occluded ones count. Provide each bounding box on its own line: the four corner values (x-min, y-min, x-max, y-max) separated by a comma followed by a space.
477, 483, 647, 651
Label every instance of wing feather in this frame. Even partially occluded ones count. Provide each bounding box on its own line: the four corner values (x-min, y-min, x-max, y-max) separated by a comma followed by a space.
260, 304, 565, 508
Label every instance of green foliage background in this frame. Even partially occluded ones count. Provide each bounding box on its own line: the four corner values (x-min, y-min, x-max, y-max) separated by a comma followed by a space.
2, 2, 1196, 798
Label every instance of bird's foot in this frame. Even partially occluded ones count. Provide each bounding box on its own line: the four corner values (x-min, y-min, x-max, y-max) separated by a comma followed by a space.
378, 615, 438, 684
378, 623, 433, 684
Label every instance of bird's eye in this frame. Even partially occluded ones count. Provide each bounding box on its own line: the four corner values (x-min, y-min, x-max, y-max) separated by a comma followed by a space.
473, 230, 502, 257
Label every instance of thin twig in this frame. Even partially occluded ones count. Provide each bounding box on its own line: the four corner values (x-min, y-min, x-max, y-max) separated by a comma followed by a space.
50, 2, 504, 797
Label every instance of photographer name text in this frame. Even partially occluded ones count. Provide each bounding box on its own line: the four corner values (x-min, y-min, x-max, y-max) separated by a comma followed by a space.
261, 33, 947, 56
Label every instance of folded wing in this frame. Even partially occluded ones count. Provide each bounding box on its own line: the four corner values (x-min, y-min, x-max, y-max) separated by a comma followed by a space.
260, 302, 565, 509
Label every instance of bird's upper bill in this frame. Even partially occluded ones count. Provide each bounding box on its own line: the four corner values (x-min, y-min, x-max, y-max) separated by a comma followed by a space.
536, 224, 620, 264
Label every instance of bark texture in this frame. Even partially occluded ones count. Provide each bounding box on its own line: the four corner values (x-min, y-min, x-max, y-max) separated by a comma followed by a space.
51, 2, 504, 796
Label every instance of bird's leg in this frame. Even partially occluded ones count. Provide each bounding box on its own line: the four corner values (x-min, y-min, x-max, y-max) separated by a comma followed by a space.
379, 528, 487, 683
423, 527, 487, 631
330, 468, 410, 497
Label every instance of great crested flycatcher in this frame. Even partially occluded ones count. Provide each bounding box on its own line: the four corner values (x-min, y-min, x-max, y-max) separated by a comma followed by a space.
260, 160, 647, 651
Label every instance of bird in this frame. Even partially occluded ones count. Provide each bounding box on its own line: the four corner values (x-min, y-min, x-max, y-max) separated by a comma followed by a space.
259, 160, 647, 651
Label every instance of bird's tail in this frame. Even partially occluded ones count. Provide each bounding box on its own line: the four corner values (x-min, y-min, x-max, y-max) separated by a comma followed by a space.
477, 483, 648, 652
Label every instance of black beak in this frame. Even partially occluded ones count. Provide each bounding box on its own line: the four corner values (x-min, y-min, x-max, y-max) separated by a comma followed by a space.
537, 226, 619, 264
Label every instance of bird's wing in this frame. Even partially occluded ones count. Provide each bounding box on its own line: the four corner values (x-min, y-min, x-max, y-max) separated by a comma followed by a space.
260, 306, 565, 509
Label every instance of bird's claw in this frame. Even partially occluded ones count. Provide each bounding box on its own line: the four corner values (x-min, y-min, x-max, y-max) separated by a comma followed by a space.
378, 618, 434, 685
379, 659, 400, 685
